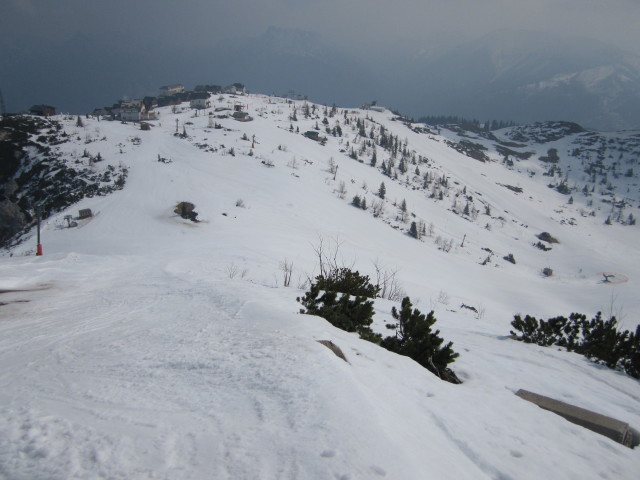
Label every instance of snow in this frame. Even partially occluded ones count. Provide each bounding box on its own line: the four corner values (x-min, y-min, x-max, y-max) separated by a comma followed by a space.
1, 94, 639, 479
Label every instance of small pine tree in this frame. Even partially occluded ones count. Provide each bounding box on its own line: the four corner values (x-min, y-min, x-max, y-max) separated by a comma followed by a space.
352, 194, 361, 208
298, 269, 381, 342
378, 182, 386, 199
381, 297, 459, 381
409, 221, 418, 238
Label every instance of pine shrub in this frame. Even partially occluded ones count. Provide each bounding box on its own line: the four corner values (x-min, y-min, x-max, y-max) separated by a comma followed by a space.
409, 221, 418, 238
382, 297, 460, 383
299, 270, 461, 382
298, 268, 381, 342
510, 312, 640, 379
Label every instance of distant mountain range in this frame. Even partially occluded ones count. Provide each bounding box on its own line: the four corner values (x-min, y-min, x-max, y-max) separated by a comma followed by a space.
3, 28, 640, 131
397, 30, 640, 131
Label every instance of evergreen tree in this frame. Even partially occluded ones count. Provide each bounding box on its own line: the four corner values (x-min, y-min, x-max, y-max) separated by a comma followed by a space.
298, 269, 381, 342
409, 221, 418, 238
398, 158, 407, 174
399, 199, 408, 222
381, 297, 459, 380
378, 182, 386, 199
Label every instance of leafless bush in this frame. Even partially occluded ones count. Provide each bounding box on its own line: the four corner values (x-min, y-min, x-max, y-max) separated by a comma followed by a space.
287, 156, 299, 169
236, 198, 245, 208
435, 236, 454, 252
328, 156, 338, 174
607, 291, 626, 328
336, 181, 347, 199
430, 289, 450, 309
309, 235, 353, 282
373, 260, 406, 301
297, 274, 309, 290
280, 258, 294, 287
371, 198, 385, 217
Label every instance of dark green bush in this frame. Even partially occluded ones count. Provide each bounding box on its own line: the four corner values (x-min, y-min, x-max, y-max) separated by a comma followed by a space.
382, 297, 460, 383
510, 312, 640, 379
299, 270, 460, 382
298, 268, 380, 342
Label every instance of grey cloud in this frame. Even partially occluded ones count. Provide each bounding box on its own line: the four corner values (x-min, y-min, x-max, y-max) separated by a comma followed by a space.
1, 0, 640, 129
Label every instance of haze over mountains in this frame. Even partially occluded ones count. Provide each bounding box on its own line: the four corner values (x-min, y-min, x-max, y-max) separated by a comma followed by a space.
4, 27, 640, 131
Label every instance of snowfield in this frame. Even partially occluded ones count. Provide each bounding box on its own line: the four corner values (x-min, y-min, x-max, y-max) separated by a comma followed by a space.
1, 94, 639, 479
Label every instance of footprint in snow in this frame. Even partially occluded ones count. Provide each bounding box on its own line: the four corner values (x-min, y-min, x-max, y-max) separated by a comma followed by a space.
320, 449, 336, 458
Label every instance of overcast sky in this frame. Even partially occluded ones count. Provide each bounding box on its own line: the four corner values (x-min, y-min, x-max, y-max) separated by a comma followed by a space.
2, 0, 640, 55
2, 0, 640, 128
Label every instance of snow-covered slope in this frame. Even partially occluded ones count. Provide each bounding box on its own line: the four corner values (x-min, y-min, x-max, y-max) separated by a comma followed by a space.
1, 95, 638, 479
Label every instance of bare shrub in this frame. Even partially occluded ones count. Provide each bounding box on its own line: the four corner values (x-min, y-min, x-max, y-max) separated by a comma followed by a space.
336, 180, 347, 199
430, 290, 450, 309
310, 235, 350, 280
287, 156, 299, 169
327, 156, 337, 174
373, 260, 406, 301
280, 258, 294, 287
371, 198, 385, 217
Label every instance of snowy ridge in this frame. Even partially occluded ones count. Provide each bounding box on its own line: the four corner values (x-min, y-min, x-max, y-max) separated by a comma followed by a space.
0, 93, 639, 479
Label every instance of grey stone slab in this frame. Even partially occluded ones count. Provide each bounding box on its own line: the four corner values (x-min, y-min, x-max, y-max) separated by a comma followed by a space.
516, 389, 634, 448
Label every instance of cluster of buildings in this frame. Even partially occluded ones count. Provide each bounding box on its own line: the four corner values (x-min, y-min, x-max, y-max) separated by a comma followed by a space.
26, 82, 249, 122
90, 83, 247, 122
